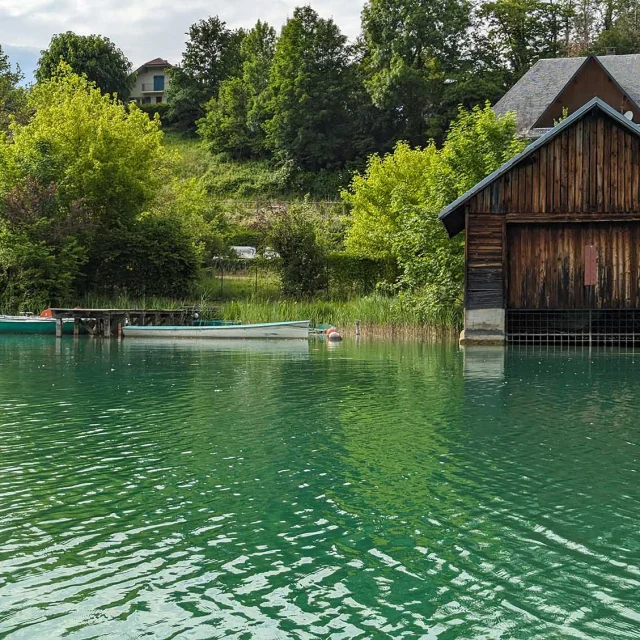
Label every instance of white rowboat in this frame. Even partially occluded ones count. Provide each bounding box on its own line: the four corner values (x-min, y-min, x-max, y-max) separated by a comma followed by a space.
123, 320, 311, 340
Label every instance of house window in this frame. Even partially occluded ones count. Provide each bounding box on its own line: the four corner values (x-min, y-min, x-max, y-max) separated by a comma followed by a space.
143, 97, 151, 104
153, 75, 165, 91
156, 96, 163, 104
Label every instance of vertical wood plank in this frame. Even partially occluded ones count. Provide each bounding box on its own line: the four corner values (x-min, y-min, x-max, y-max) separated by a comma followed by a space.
539, 146, 547, 213
590, 113, 597, 210
525, 162, 533, 212
554, 137, 561, 212
568, 125, 576, 212
561, 130, 569, 210
575, 120, 583, 213
633, 138, 639, 211
583, 117, 590, 212
603, 119, 611, 213
611, 125, 617, 211
596, 115, 604, 210
532, 154, 540, 213
626, 131, 633, 212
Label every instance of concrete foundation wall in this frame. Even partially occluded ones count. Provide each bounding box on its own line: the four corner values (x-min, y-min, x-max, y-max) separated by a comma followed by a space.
460, 308, 505, 345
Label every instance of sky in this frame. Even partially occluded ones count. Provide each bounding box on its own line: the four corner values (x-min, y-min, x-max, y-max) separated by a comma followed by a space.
0, 0, 366, 82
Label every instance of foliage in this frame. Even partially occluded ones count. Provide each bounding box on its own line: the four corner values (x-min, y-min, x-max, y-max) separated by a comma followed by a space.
36, 32, 134, 99
0, 44, 29, 133
327, 253, 397, 299
198, 21, 277, 158
0, 67, 211, 308
0, 65, 170, 228
0, 179, 88, 309
361, 0, 473, 144
477, 0, 573, 77
167, 17, 244, 132
137, 102, 171, 122
343, 103, 525, 315
263, 6, 357, 171
269, 205, 328, 298
198, 78, 253, 158
87, 215, 199, 297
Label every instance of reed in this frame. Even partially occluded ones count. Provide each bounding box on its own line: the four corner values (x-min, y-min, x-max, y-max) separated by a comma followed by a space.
217, 296, 461, 338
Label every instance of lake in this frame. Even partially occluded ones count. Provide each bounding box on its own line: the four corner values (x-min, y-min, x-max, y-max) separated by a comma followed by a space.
1, 337, 639, 639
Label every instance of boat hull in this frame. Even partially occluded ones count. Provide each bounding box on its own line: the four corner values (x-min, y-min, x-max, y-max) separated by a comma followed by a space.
123, 320, 311, 340
0, 316, 77, 335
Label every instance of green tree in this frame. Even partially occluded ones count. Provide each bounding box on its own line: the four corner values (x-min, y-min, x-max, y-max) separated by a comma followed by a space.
263, 6, 356, 171
361, 0, 472, 145
167, 17, 244, 132
343, 103, 524, 318
0, 44, 29, 132
36, 32, 134, 99
477, 0, 574, 77
592, 0, 640, 53
198, 78, 252, 158
197, 21, 277, 158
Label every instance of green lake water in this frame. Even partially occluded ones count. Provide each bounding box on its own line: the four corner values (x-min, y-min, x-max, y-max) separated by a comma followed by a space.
1, 337, 640, 639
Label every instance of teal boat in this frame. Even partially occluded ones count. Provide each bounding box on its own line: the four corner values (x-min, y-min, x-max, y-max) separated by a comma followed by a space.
0, 315, 77, 335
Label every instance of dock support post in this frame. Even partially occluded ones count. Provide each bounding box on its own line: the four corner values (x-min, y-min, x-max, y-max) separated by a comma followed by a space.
103, 314, 111, 338
117, 322, 123, 339
55, 318, 63, 339
355, 320, 361, 338
73, 318, 80, 338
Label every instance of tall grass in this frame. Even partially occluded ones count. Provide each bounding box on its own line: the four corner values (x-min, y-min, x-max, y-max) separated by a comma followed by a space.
217, 296, 461, 339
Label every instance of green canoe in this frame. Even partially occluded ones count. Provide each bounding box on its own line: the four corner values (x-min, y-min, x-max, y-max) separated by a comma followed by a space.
0, 315, 77, 335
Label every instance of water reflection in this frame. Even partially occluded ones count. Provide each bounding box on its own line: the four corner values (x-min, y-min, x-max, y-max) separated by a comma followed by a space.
0, 338, 639, 638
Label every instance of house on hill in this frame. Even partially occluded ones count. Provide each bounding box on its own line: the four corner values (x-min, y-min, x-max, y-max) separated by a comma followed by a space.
439, 98, 640, 345
130, 58, 174, 105
495, 54, 640, 138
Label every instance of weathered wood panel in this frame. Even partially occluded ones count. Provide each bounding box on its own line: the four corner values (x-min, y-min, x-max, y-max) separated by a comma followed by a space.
507, 222, 640, 309
467, 112, 640, 217
533, 57, 640, 129
466, 214, 504, 309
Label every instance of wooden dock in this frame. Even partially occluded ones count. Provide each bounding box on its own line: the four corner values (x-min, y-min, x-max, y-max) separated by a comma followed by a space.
49, 308, 196, 338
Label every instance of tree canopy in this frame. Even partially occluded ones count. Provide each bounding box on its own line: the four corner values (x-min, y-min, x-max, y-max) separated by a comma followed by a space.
36, 32, 134, 99
167, 17, 244, 132
263, 6, 356, 171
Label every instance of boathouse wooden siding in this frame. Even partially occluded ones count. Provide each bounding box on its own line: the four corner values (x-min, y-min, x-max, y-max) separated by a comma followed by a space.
458, 103, 640, 311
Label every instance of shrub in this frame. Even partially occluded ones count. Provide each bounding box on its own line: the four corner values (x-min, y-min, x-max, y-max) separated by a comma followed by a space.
137, 102, 171, 122
326, 252, 397, 299
87, 216, 199, 297
269, 209, 327, 298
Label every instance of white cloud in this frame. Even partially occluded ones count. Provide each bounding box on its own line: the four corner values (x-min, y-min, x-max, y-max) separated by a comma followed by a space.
0, 0, 365, 71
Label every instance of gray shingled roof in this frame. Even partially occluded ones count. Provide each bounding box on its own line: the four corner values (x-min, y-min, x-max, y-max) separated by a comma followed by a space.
494, 54, 640, 136
439, 97, 640, 237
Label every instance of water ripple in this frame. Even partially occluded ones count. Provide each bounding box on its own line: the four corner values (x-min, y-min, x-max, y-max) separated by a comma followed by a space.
1, 338, 640, 638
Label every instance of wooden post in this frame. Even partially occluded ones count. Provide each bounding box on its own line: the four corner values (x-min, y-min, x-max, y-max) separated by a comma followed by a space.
117, 322, 123, 339
73, 317, 80, 338
103, 314, 111, 338
55, 318, 63, 339
355, 320, 361, 338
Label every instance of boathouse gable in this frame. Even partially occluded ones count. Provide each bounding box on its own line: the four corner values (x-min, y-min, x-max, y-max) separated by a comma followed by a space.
439, 98, 640, 344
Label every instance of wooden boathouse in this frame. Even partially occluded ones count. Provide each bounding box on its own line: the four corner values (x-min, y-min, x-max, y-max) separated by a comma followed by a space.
439, 97, 640, 345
